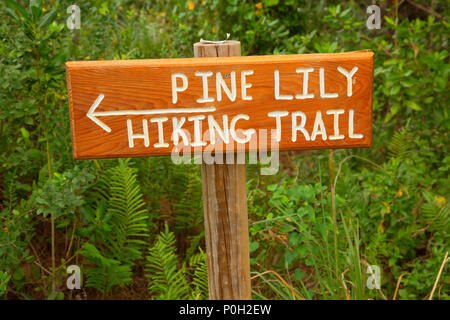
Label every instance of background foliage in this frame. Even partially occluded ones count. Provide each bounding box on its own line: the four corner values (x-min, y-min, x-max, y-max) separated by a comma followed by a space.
0, 0, 448, 300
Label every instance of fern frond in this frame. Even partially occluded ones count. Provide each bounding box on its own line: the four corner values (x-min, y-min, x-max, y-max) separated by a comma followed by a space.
145, 224, 189, 300
189, 249, 209, 300
80, 243, 132, 294
388, 126, 412, 160
185, 230, 205, 260
167, 163, 203, 232
102, 159, 149, 262
81, 159, 149, 294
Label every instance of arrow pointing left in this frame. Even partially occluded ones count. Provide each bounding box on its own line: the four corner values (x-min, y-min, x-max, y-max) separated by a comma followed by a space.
86, 93, 112, 132
86, 93, 217, 133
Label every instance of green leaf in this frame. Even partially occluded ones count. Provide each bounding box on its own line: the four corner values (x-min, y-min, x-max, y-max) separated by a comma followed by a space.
47, 51, 67, 70
249, 241, 259, 253
263, 0, 279, 7
384, 16, 396, 27
38, 9, 57, 28
13, 267, 25, 281
294, 268, 306, 280
285, 249, 298, 265
30, 0, 42, 20
288, 233, 301, 246
405, 100, 422, 111
20, 127, 30, 139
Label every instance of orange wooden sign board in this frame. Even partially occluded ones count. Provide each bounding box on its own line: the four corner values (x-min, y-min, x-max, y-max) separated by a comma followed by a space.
66, 50, 373, 159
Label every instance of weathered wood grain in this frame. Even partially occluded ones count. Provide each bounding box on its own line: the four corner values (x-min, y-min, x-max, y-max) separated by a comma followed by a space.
197, 41, 252, 300
66, 50, 374, 159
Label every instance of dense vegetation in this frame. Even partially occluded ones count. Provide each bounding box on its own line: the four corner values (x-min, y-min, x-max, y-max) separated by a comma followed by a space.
0, 0, 448, 300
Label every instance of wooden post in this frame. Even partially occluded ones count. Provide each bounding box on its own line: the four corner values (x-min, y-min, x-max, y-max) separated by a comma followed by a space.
194, 40, 252, 300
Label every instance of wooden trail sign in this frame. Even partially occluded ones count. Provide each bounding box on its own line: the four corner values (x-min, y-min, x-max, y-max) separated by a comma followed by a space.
66, 42, 374, 300
66, 50, 374, 159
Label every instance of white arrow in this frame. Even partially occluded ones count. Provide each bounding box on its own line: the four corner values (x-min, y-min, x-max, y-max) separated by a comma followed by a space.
86, 94, 216, 133
86, 93, 110, 132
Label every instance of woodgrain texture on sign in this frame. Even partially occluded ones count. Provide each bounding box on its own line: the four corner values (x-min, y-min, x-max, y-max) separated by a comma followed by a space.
66, 50, 374, 159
